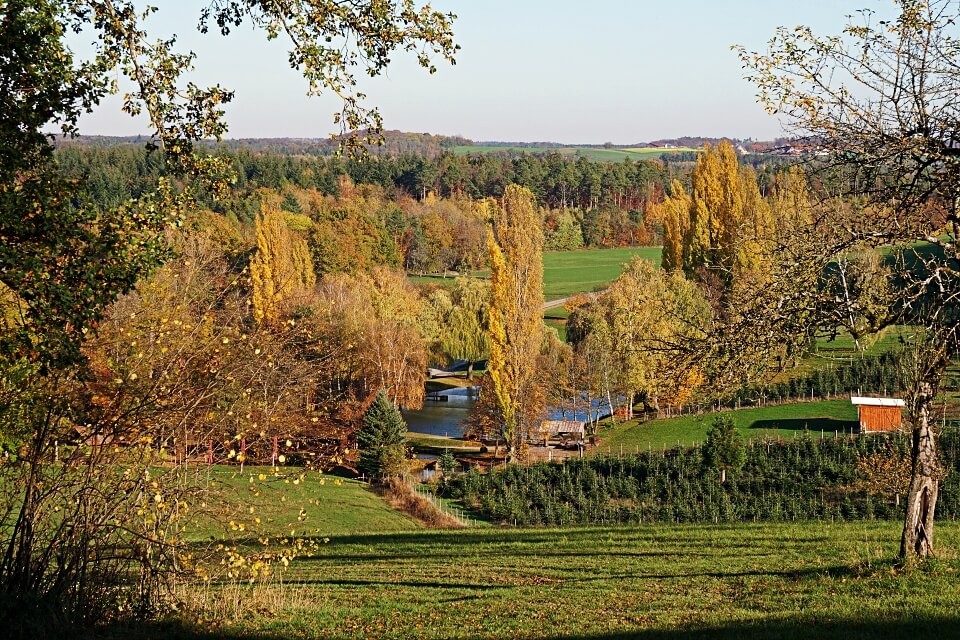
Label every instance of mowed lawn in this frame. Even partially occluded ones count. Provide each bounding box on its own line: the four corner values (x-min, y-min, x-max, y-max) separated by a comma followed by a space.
542, 246, 661, 300
167, 520, 960, 639
594, 400, 860, 455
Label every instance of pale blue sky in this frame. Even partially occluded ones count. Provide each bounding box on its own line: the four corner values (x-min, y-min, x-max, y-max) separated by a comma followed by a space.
75, 1, 887, 143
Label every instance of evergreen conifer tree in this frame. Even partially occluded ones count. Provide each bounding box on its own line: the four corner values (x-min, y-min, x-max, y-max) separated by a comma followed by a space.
357, 390, 408, 480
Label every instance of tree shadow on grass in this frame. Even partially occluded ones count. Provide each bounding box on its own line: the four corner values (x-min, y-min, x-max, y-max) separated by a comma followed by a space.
544, 617, 960, 640
22, 618, 284, 640
750, 418, 859, 433
92, 614, 960, 640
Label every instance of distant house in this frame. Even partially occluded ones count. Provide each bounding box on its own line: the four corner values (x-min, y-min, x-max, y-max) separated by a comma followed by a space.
851, 396, 905, 433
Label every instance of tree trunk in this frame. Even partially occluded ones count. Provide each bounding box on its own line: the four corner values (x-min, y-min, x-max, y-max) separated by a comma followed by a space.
900, 383, 940, 560
466, 361, 474, 380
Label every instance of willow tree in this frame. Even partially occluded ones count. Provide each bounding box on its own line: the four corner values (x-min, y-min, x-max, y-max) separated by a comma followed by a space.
487, 185, 545, 460
440, 277, 489, 379
738, 0, 960, 559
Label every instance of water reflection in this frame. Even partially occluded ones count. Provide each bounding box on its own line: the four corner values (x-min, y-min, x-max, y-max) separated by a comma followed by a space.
402, 392, 475, 438
402, 386, 616, 439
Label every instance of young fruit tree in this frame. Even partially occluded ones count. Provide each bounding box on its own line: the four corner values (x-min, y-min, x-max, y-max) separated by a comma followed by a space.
702, 415, 746, 484
736, 0, 960, 559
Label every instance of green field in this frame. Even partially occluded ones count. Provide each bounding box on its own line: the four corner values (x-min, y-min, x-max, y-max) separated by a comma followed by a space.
159, 519, 960, 639
412, 246, 662, 303
544, 305, 570, 341
453, 145, 700, 162
811, 325, 918, 358
190, 467, 419, 539
594, 400, 860, 454
542, 246, 661, 300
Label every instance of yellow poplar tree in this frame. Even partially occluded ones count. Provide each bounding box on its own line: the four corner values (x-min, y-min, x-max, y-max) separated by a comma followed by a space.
486, 185, 545, 460
660, 180, 692, 272
679, 141, 773, 288
734, 165, 775, 279
251, 199, 316, 324
772, 165, 814, 233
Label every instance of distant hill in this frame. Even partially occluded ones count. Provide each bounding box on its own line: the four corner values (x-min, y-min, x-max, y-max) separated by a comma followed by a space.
56, 131, 784, 159
57, 130, 474, 159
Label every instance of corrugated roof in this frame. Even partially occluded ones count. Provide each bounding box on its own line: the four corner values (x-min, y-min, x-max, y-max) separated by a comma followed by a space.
851, 396, 905, 407
539, 420, 586, 434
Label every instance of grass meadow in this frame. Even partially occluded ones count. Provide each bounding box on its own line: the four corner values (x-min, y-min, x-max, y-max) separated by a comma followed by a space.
593, 400, 861, 455
541, 246, 661, 301
138, 511, 960, 639
188, 468, 419, 540
412, 246, 661, 303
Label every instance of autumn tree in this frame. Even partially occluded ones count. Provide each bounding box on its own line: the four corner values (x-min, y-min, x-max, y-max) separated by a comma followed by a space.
251, 198, 316, 324
486, 185, 545, 460
663, 142, 774, 291
315, 268, 428, 410
439, 277, 489, 378
570, 258, 711, 418
566, 300, 618, 427
658, 180, 693, 273
771, 165, 814, 235
738, 0, 960, 559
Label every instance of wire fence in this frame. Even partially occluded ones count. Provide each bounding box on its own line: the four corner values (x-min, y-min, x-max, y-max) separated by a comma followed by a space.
413, 483, 477, 527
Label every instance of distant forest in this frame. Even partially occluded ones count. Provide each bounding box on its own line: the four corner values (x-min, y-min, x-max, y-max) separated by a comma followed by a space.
54, 134, 795, 276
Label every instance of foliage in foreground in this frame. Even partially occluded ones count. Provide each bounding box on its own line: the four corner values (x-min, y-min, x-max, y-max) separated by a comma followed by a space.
444, 429, 960, 526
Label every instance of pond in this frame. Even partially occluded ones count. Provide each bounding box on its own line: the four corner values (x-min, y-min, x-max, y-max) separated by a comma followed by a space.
402, 386, 616, 439
402, 388, 476, 438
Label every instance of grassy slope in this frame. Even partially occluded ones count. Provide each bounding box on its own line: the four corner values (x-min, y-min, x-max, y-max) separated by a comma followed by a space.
594, 400, 860, 454
187, 467, 418, 540
190, 520, 960, 639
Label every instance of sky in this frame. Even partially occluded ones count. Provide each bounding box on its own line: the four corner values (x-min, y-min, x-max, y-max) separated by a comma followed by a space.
74, 0, 889, 144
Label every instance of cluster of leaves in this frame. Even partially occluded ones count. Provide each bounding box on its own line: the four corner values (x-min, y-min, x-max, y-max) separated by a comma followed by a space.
443, 428, 960, 526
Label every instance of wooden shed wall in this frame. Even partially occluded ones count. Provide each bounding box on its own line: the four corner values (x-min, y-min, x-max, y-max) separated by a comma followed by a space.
858, 405, 902, 432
